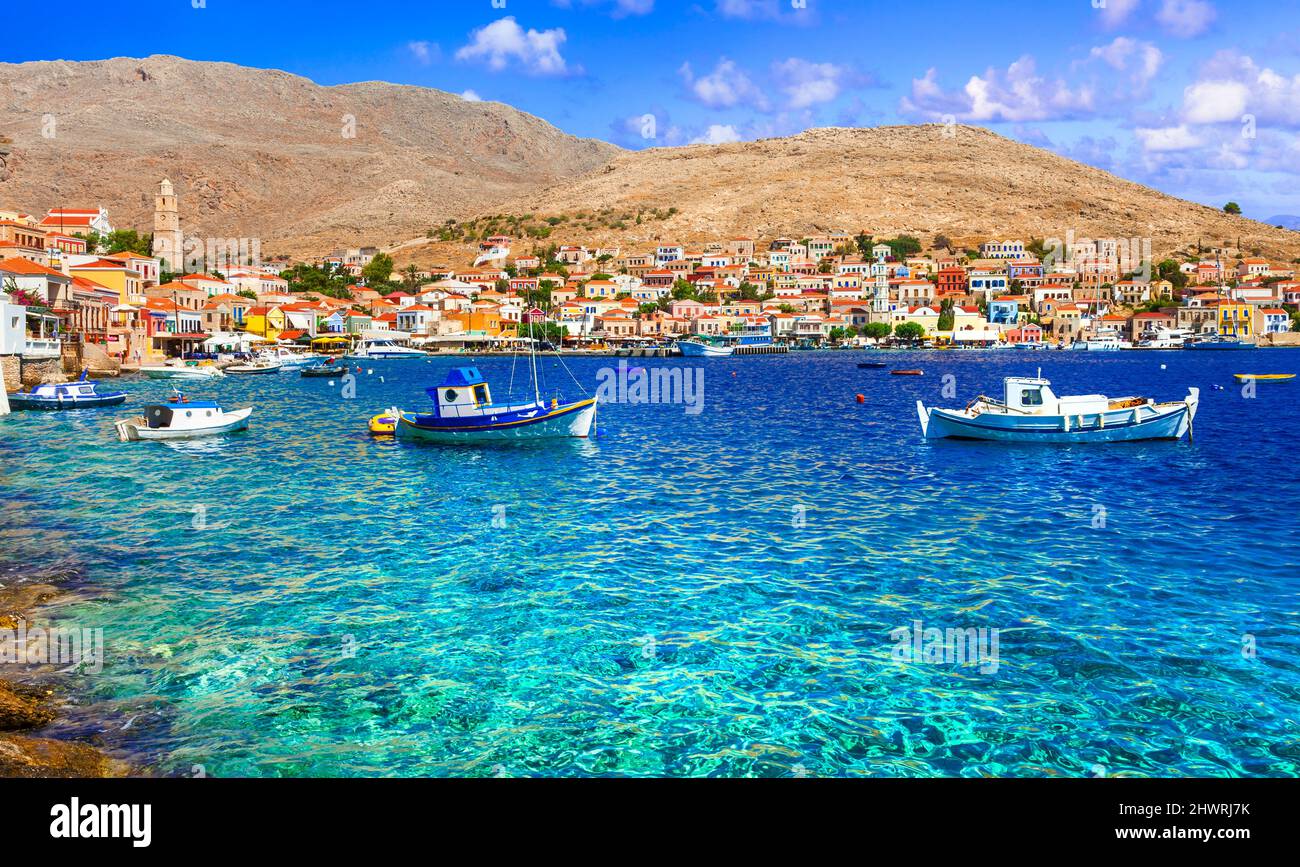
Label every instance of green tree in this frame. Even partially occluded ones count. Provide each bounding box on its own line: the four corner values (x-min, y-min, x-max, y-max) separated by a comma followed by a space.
937, 298, 955, 331
102, 229, 153, 256
894, 321, 925, 344
1223, 202, 1243, 216
362, 253, 395, 285
863, 321, 892, 341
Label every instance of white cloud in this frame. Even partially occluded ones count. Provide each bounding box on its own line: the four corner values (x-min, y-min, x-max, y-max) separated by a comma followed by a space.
1183, 80, 1250, 123
771, 58, 849, 109
1097, 0, 1142, 29
691, 124, 742, 145
461, 90, 483, 102
716, 0, 779, 20
1181, 52, 1300, 127
455, 17, 574, 76
902, 57, 1094, 122
1136, 124, 1202, 151
679, 58, 767, 109
1089, 37, 1163, 87
407, 41, 437, 65
1156, 0, 1217, 38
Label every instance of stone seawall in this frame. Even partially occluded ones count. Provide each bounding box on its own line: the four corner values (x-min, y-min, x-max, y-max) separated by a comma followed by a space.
0, 355, 18, 392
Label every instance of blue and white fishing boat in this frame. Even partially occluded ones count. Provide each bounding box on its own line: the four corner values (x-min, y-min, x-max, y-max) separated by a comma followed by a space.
678, 336, 733, 357
1185, 336, 1257, 350
6, 371, 127, 411
917, 375, 1199, 443
389, 366, 597, 442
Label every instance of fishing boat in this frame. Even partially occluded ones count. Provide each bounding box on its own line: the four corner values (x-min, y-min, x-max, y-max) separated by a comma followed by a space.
257, 347, 321, 367
139, 361, 224, 380
6, 371, 127, 410
892, 369, 924, 376
858, 361, 888, 369
344, 339, 426, 360
388, 366, 597, 443
224, 362, 283, 375
115, 393, 252, 442
917, 374, 1199, 443
1233, 373, 1295, 382
678, 336, 733, 357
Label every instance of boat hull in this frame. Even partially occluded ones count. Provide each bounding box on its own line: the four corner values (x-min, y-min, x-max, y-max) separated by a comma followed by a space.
1186, 341, 1256, 350
395, 398, 597, 442
917, 393, 1197, 443
7, 392, 127, 411
224, 364, 282, 375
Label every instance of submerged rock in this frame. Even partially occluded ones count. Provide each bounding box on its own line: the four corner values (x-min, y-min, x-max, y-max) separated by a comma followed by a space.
0, 734, 132, 778
0, 680, 56, 730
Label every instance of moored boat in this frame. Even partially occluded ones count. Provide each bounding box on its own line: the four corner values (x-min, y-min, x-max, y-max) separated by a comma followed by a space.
389, 366, 597, 443
6, 371, 127, 410
300, 360, 353, 378
344, 339, 426, 360
917, 375, 1198, 443
224, 362, 283, 375
1233, 373, 1295, 382
115, 394, 252, 442
892, 369, 924, 376
140, 361, 224, 380
678, 336, 733, 357
1186, 336, 1257, 350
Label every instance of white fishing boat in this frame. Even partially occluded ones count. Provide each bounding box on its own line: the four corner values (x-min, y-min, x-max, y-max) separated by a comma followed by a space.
139, 360, 224, 380
115, 395, 252, 442
344, 339, 426, 360
6, 371, 127, 410
917, 374, 1199, 443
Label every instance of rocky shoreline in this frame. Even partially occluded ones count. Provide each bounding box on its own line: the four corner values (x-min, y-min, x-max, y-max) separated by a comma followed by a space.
0, 566, 134, 777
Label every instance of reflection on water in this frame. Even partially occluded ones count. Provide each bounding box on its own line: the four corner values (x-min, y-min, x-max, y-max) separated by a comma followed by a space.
1, 349, 1298, 777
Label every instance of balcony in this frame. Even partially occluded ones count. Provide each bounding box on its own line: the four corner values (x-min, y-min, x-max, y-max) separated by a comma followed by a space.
23, 337, 62, 359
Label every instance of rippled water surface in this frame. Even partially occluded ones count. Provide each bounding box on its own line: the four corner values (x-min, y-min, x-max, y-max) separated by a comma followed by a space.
2, 349, 1298, 777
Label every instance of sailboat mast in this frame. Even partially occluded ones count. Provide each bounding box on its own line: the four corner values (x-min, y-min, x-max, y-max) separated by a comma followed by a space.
529, 309, 542, 404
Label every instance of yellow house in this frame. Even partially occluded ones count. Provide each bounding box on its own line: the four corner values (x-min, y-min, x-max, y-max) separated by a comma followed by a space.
67, 258, 142, 304
1208, 300, 1253, 339
243, 305, 286, 340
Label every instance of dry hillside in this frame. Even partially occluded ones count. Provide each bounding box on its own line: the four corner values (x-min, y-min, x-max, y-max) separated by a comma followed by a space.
485, 125, 1300, 263
0, 55, 618, 256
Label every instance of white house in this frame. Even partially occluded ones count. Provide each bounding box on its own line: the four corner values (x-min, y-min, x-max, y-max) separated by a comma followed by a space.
979, 240, 1026, 259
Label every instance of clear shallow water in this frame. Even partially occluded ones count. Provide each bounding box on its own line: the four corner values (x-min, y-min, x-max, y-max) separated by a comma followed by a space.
2, 349, 1298, 777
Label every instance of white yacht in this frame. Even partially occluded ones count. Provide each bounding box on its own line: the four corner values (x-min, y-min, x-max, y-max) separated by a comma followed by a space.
1070, 328, 1132, 351
344, 339, 426, 360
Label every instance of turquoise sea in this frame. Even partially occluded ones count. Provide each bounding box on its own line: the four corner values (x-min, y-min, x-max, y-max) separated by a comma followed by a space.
2, 349, 1298, 777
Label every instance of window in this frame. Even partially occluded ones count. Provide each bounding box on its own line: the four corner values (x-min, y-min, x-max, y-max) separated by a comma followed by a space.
1021, 388, 1043, 406
444, 389, 458, 404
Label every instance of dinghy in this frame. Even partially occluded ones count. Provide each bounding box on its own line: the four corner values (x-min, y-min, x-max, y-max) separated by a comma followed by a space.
917, 375, 1198, 443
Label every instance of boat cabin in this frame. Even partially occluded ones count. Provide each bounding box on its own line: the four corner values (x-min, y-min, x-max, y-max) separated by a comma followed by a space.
140, 401, 223, 429
25, 382, 101, 400
425, 367, 494, 418
1004, 377, 1108, 416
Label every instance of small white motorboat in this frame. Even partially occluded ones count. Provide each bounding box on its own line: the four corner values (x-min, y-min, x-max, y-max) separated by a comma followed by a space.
258, 347, 322, 367
116, 395, 252, 442
139, 361, 224, 380
917, 374, 1199, 443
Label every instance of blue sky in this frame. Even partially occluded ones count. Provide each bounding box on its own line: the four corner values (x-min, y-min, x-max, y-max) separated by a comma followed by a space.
7, 0, 1300, 218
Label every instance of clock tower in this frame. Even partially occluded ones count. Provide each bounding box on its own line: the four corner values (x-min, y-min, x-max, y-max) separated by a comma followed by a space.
152, 179, 184, 273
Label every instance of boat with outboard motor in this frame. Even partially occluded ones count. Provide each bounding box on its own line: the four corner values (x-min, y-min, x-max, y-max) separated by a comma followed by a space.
224, 361, 283, 375
115, 392, 252, 442
6, 370, 127, 410
387, 366, 597, 442
917, 373, 1198, 443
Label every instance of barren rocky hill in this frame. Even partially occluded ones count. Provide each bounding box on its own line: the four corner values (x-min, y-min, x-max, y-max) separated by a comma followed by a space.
489, 125, 1300, 263
0, 55, 618, 256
